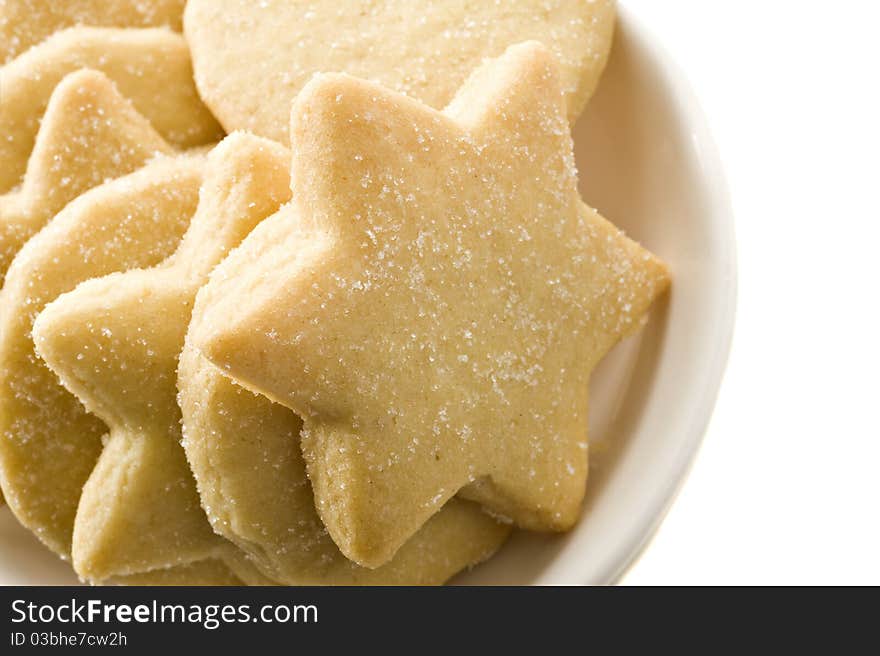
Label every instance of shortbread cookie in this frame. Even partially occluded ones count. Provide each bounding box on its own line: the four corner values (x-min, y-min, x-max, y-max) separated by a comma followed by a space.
184, 0, 615, 144
181, 305, 510, 584
31, 134, 291, 583
0, 69, 173, 282
194, 42, 670, 567
0, 0, 186, 64
0, 26, 222, 193
0, 156, 201, 561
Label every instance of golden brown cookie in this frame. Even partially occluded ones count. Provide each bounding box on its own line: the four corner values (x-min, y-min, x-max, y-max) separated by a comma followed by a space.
194, 42, 669, 567
185, 0, 615, 145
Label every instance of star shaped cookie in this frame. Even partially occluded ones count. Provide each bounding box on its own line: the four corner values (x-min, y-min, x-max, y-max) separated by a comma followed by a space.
31, 134, 292, 582
0, 154, 201, 562
0, 69, 172, 282
180, 275, 510, 584
195, 42, 670, 566
0, 26, 222, 193
1, 0, 186, 64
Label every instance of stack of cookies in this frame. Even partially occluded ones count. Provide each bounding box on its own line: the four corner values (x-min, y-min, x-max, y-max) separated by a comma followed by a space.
0, 0, 669, 585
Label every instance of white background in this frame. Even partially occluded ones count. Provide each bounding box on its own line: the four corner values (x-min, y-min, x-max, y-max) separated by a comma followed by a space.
621, 0, 880, 584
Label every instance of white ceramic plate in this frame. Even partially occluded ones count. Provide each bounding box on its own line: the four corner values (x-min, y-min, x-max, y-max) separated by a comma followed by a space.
0, 7, 736, 586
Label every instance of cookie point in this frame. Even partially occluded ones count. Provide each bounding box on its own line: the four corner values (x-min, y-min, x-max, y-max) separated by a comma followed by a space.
193, 324, 238, 378
208, 130, 288, 169
30, 301, 65, 366
505, 39, 554, 61
52, 67, 109, 91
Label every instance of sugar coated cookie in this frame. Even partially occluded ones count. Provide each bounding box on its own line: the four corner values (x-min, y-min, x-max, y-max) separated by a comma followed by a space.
0, 69, 172, 283
0, 155, 201, 561
0, 26, 223, 193
195, 42, 669, 567
180, 218, 510, 585
185, 0, 615, 144
30, 134, 291, 583
0, 0, 186, 64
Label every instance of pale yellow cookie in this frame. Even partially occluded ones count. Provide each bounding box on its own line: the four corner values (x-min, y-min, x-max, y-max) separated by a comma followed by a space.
184, 0, 615, 145
0, 155, 201, 562
181, 274, 510, 585
0, 69, 172, 283
0, 26, 223, 193
195, 42, 670, 567
31, 134, 290, 583
0, 68, 171, 509
0, 0, 186, 64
